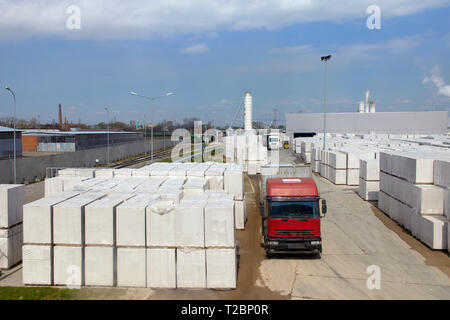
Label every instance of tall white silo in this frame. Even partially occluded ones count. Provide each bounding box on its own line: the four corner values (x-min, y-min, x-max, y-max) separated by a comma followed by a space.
244, 91, 253, 131
365, 91, 370, 113
369, 101, 376, 113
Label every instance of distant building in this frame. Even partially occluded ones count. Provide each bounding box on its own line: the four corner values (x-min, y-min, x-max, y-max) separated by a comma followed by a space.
22, 130, 143, 152
0, 126, 22, 159
285, 111, 448, 138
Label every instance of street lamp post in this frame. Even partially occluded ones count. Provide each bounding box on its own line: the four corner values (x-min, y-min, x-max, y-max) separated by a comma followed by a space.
130, 91, 174, 162
105, 107, 110, 164
5, 86, 17, 184
320, 55, 332, 150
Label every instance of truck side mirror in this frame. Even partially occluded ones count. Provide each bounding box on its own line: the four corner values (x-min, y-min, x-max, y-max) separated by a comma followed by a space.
321, 199, 327, 215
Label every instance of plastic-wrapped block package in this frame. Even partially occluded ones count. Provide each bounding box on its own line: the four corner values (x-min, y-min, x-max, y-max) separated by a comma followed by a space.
175, 203, 205, 247
419, 216, 447, 250
205, 201, 235, 247
176, 248, 206, 288
53, 193, 106, 245
22, 245, 53, 285
85, 197, 128, 246
358, 178, 379, 201
45, 177, 64, 197
23, 191, 80, 244
390, 152, 447, 184
0, 184, 25, 228
53, 245, 83, 286
58, 168, 77, 177
434, 160, 450, 188
0, 224, 22, 269
117, 247, 146, 287
146, 200, 176, 247
360, 159, 380, 181
94, 169, 114, 179
206, 248, 236, 289
85, 246, 116, 286
75, 168, 95, 178
147, 248, 176, 288
234, 199, 246, 230
151, 190, 183, 204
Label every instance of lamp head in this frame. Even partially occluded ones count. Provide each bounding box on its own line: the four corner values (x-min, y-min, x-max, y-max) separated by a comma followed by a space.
130, 91, 138, 96
5, 86, 10, 91
166, 92, 174, 96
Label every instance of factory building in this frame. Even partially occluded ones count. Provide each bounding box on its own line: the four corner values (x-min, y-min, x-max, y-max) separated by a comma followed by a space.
285, 111, 448, 139
22, 130, 143, 152
0, 126, 22, 159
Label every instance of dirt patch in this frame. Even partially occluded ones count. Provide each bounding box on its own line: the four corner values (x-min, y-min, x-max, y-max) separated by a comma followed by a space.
370, 205, 450, 278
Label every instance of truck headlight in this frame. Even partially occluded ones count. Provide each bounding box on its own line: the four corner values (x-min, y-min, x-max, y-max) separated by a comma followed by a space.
310, 241, 321, 245
268, 241, 279, 245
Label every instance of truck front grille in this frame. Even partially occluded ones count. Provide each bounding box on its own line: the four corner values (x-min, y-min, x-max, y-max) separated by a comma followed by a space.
275, 230, 313, 236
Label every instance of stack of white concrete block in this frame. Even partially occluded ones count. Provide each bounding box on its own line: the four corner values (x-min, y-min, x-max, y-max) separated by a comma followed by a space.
359, 159, 380, 200
24, 162, 245, 287
378, 152, 449, 250
0, 184, 25, 269
224, 132, 270, 174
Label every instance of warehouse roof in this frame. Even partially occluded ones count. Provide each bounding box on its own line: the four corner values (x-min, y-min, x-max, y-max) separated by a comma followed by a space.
22, 130, 140, 136
0, 126, 22, 133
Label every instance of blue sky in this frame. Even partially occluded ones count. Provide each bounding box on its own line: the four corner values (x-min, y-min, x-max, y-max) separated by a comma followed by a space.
0, 0, 449, 126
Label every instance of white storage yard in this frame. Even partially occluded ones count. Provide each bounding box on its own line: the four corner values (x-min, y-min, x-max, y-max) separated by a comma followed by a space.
22, 162, 245, 289
0, 184, 25, 269
293, 134, 450, 252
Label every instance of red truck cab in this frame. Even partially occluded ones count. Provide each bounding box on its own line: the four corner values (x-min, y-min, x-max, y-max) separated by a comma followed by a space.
261, 177, 326, 257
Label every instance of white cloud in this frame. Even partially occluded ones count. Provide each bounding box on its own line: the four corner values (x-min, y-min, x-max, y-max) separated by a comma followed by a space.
0, 0, 448, 40
268, 44, 314, 54
181, 43, 209, 54
423, 66, 450, 97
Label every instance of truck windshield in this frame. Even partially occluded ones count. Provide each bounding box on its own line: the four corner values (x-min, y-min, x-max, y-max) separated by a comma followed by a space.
269, 137, 278, 142
269, 201, 319, 219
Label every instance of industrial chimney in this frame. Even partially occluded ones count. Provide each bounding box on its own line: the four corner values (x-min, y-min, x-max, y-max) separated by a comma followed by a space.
58, 104, 62, 125
365, 91, 370, 113
244, 91, 253, 131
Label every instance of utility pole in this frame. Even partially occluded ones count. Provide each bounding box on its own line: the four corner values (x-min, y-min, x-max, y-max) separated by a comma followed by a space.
320, 55, 332, 149
5, 86, 17, 184
105, 107, 110, 164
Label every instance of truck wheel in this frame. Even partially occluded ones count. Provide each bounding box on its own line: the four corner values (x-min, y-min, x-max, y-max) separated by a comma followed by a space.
265, 251, 273, 259
314, 252, 322, 259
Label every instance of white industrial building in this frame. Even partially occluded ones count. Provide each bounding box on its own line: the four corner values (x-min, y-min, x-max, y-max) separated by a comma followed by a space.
285, 111, 448, 139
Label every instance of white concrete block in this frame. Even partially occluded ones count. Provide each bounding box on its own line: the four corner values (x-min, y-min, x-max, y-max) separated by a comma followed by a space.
53, 193, 106, 245
94, 169, 114, 179
22, 245, 53, 285
175, 203, 205, 247
205, 201, 235, 247
358, 178, 379, 201
0, 184, 25, 228
329, 168, 346, 185
224, 168, 244, 201
23, 192, 80, 244
117, 247, 146, 287
146, 200, 176, 247
85, 246, 115, 286
45, 177, 64, 197
206, 248, 236, 289
207, 176, 224, 190
85, 197, 126, 246
0, 224, 22, 269
360, 159, 380, 181
434, 160, 450, 188
113, 168, 133, 177
329, 152, 346, 169
116, 196, 149, 247
346, 169, 359, 186
53, 246, 83, 286
146, 248, 176, 288
234, 199, 246, 230
419, 216, 447, 250
445, 188, 450, 219
176, 248, 206, 288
